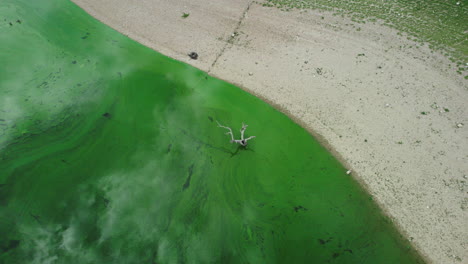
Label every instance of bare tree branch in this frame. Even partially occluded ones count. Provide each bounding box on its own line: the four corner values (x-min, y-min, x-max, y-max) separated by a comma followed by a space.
217, 121, 256, 147
244, 136, 256, 141
240, 123, 248, 140
217, 121, 234, 142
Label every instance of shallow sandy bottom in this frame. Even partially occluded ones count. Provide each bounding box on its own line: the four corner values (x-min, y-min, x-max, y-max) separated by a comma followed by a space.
71, 0, 467, 263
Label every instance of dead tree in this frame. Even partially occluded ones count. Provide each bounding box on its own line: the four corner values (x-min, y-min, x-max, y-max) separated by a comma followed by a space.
217, 121, 256, 147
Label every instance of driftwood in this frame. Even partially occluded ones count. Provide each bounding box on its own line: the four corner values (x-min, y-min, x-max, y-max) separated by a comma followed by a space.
217, 121, 256, 147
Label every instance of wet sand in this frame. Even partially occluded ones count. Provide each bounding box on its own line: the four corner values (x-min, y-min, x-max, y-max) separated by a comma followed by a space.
70, 0, 468, 263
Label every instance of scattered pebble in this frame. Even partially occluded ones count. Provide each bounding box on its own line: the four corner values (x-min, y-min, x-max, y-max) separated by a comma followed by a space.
248, 72, 253, 76
346, 170, 352, 175
188, 52, 198, 60
385, 103, 390, 107
456, 123, 463, 128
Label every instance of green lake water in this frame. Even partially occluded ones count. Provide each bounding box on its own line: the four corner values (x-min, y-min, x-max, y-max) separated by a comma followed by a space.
0, 0, 424, 263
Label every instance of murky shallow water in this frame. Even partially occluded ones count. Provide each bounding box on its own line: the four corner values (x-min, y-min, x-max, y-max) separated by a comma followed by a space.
0, 0, 424, 263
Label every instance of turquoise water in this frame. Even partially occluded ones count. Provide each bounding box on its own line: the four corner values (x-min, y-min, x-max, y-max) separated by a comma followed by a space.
0, 0, 424, 263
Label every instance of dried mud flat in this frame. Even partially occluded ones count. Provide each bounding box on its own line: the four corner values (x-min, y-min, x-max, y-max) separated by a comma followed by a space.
71, 0, 467, 263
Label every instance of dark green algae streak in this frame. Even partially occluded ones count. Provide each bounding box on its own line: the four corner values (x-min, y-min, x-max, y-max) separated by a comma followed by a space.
0, 0, 424, 263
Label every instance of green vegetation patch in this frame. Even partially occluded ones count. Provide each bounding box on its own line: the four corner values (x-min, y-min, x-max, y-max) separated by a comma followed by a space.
263, 0, 468, 76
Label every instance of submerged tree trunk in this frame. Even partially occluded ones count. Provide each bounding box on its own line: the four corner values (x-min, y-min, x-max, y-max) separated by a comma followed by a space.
217, 121, 256, 147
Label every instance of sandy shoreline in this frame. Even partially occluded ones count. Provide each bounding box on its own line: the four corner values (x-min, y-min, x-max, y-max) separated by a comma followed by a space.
70, 0, 467, 263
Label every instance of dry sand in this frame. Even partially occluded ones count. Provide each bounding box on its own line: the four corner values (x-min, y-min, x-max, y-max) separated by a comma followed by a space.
71, 0, 468, 263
